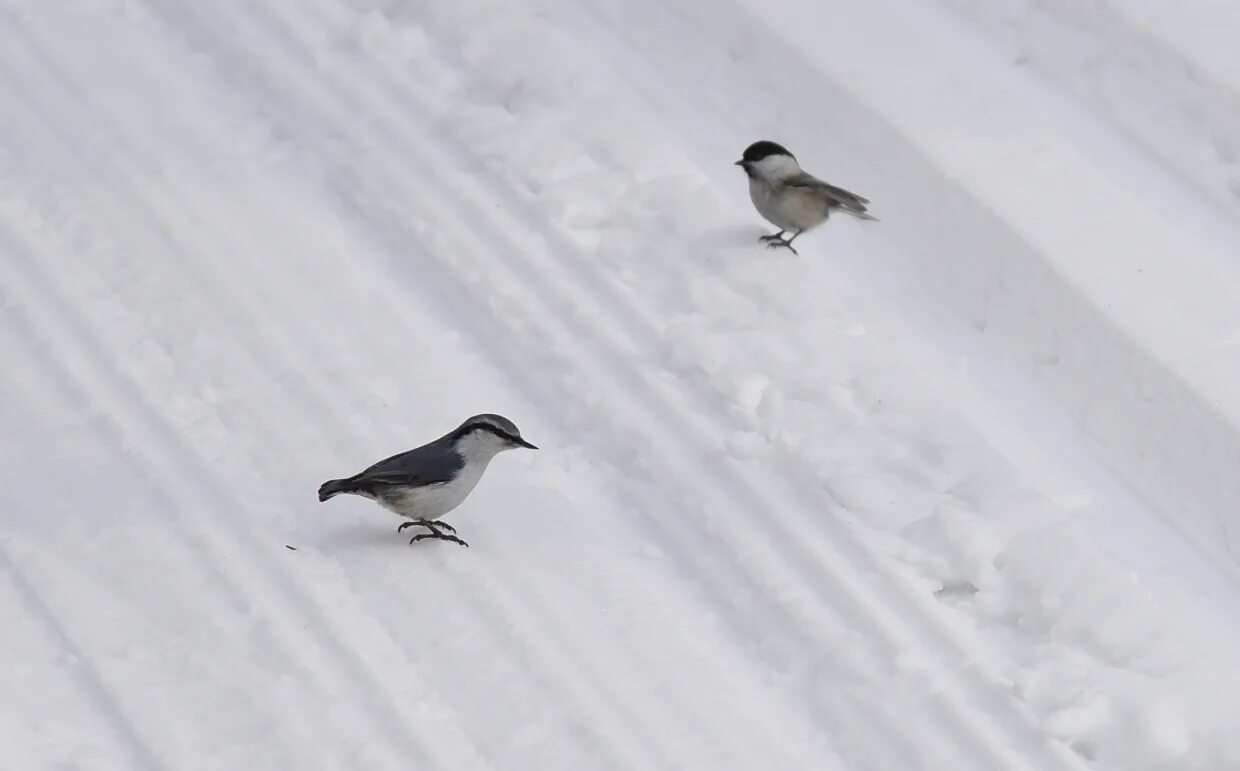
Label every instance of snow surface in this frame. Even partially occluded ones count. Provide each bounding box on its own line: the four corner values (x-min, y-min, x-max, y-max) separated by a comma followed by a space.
3, 1, 1240, 769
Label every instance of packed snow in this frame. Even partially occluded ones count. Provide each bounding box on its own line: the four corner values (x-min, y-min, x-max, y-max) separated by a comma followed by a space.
3, 1, 1240, 769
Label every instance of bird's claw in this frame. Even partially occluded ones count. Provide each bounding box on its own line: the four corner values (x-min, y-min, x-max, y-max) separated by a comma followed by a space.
766, 239, 799, 255
758, 233, 785, 243
409, 533, 469, 548
397, 519, 456, 534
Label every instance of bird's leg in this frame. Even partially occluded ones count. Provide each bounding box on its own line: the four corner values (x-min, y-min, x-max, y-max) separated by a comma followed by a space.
397, 518, 454, 534
410, 532, 470, 548
765, 229, 802, 255
758, 229, 786, 243
397, 518, 468, 547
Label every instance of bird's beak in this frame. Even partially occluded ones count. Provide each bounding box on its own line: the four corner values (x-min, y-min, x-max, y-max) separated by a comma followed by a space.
734, 159, 745, 166
513, 437, 538, 450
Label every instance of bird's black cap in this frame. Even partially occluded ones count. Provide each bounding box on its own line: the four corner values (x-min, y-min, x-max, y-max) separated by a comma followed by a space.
736, 140, 795, 165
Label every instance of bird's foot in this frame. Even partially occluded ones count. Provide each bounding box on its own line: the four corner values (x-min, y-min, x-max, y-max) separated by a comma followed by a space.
765, 238, 799, 255
409, 532, 469, 548
758, 232, 785, 243
398, 518, 456, 534
399, 519, 466, 546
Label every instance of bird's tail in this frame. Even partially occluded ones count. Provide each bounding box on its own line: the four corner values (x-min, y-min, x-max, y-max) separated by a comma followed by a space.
821, 182, 877, 221
318, 477, 358, 502
834, 194, 877, 221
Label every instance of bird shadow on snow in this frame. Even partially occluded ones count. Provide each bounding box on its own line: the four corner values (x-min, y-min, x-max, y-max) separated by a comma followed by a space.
297, 524, 449, 554
690, 223, 774, 253
685, 223, 804, 267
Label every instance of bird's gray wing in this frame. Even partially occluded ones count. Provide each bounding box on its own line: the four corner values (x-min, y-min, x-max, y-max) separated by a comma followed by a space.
784, 172, 873, 216
351, 440, 463, 489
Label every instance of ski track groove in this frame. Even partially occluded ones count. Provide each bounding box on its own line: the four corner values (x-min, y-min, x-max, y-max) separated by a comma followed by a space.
0, 70, 635, 771
0, 230, 350, 771
363, 5, 1101, 769
118, 3, 833, 768
0, 24, 492, 771
138, 3, 1096, 768
249, 4, 1090, 769
0, 226, 378, 771
43, 1, 882, 768
2, 10, 670, 769
113, 3, 782, 766
0, 213, 465, 771
0, 549, 164, 771
186, 3, 1076, 768
1, 1, 1105, 768
14, 6, 1006, 771
130, 32, 665, 771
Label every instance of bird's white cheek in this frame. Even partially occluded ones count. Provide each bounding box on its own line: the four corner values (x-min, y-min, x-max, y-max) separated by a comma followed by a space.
455, 433, 509, 463
751, 154, 800, 179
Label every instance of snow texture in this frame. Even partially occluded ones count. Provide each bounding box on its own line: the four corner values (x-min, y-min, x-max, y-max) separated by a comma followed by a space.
2, 1, 1240, 769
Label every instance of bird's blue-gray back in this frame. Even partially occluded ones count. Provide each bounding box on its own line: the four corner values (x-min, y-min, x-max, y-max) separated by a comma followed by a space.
353, 436, 464, 488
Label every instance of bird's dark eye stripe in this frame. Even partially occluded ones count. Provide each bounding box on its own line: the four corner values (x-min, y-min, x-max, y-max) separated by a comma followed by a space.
458, 422, 521, 443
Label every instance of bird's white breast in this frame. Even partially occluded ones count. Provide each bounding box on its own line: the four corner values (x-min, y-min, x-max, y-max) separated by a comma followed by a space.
749, 177, 784, 227
381, 461, 489, 521
748, 177, 828, 232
